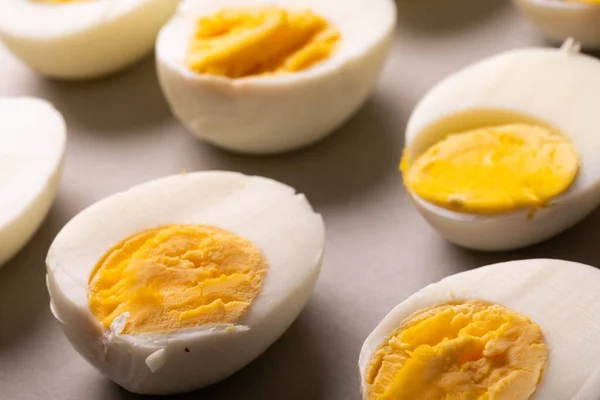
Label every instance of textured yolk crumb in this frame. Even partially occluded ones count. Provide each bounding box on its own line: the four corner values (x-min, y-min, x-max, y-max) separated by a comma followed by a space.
401, 124, 579, 214
186, 7, 340, 78
88, 225, 268, 334
365, 301, 548, 400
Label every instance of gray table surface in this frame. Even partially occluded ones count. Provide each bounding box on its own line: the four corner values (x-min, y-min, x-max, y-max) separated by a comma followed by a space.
2, 1, 598, 399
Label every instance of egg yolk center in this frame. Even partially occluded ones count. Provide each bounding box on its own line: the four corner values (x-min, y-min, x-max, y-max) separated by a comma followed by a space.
401, 124, 579, 214
365, 301, 548, 400
88, 225, 268, 334
186, 7, 341, 79
566, 0, 600, 4
33, 0, 86, 3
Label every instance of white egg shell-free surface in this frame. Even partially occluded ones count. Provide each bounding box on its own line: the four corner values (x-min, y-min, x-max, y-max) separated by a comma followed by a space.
404, 46, 600, 251
0, 0, 179, 79
514, 0, 600, 49
46, 171, 325, 395
359, 259, 600, 400
156, 0, 396, 154
0, 97, 66, 267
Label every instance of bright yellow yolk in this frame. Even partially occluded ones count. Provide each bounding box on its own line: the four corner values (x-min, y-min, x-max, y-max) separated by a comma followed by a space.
365, 301, 548, 400
566, 0, 600, 4
401, 124, 579, 214
186, 7, 341, 79
88, 225, 268, 334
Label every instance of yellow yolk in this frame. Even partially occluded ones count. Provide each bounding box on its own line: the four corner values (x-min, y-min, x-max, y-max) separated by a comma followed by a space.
33, 0, 86, 3
186, 7, 340, 78
365, 301, 548, 400
566, 0, 600, 4
401, 124, 579, 214
88, 225, 268, 334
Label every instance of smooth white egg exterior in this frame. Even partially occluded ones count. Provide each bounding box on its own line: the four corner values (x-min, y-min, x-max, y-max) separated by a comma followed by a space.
359, 259, 600, 400
46, 171, 325, 395
156, 0, 396, 154
514, 0, 600, 49
0, 0, 179, 80
404, 45, 600, 251
0, 97, 66, 266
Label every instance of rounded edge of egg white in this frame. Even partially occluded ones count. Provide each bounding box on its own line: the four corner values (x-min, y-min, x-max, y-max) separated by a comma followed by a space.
358, 259, 600, 400
45, 171, 325, 395
0, 0, 180, 80
0, 97, 66, 267
514, 0, 600, 49
155, 0, 397, 155
403, 45, 600, 251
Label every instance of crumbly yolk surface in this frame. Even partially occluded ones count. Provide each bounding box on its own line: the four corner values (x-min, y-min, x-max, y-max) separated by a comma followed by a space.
88, 225, 268, 334
401, 124, 579, 214
365, 301, 548, 400
187, 7, 340, 79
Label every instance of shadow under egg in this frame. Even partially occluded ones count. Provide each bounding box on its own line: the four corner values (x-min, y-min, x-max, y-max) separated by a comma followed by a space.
178, 93, 406, 208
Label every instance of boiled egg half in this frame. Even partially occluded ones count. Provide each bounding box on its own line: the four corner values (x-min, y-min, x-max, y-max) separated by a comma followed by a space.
156, 0, 396, 154
0, 0, 180, 80
515, 0, 600, 49
0, 97, 66, 267
46, 171, 325, 395
360, 259, 600, 399
400, 40, 600, 251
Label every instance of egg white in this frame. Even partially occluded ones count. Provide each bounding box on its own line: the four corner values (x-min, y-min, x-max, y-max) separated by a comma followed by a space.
404, 42, 600, 251
0, 0, 179, 79
514, 0, 600, 49
0, 97, 66, 266
46, 171, 325, 395
359, 259, 600, 400
156, 0, 396, 154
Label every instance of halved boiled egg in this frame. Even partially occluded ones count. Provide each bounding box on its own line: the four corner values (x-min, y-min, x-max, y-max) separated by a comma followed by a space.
46, 171, 325, 395
400, 40, 600, 251
359, 259, 600, 399
156, 0, 396, 154
0, 97, 66, 267
515, 0, 600, 49
0, 0, 180, 80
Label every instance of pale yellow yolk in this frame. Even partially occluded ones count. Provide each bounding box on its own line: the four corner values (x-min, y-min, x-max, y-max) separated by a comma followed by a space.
401, 124, 579, 214
365, 301, 548, 400
33, 0, 87, 3
88, 225, 268, 334
186, 7, 340, 78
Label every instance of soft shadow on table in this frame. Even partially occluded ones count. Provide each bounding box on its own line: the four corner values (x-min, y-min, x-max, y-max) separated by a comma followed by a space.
396, 0, 508, 35
101, 305, 326, 400
0, 200, 70, 352
186, 94, 405, 207
439, 206, 600, 274
33, 55, 171, 135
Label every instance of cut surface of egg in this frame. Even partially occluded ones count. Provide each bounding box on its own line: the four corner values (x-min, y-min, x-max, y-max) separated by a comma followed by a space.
359, 259, 600, 399
515, 0, 600, 49
400, 40, 600, 251
156, 0, 396, 154
0, 97, 66, 267
0, 0, 180, 79
46, 171, 325, 395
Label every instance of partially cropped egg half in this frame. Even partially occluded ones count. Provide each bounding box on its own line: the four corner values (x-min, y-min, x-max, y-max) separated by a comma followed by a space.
359, 259, 600, 399
515, 0, 600, 49
0, 0, 180, 80
400, 40, 600, 251
46, 171, 325, 395
156, 0, 396, 154
0, 97, 66, 267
